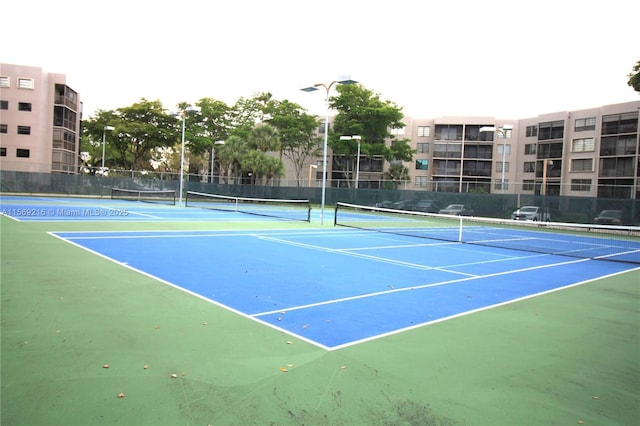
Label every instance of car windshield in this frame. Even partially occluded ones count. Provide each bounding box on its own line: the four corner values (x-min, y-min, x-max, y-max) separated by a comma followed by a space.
446, 205, 463, 210
600, 210, 622, 218
520, 207, 537, 212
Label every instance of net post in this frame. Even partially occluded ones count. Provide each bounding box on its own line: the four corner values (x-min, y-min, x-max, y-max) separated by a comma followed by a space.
458, 216, 463, 242
334, 203, 339, 226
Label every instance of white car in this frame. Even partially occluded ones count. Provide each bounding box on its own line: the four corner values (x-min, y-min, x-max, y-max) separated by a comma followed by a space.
511, 206, 550, 221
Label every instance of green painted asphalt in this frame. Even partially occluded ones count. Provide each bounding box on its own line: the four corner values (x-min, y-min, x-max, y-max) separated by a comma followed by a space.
1, 215, 639, 425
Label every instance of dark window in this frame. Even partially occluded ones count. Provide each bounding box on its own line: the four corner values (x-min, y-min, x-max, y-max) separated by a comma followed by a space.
18, 102, 32, 111
16, 148, 30, 158
0, 100, 8, 109
0, 124, 7, 133
602, 112, 638, 135
0, 147, 6, 156
17, 126, 31, 135
571, 179, 591, 191
415, 159, 428, 170
524, 144, 536, 155
538, 121, 564, 140
526, 126, 537, 137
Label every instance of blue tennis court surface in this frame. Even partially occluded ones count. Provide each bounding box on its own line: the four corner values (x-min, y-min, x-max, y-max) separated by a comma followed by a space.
50, 228, 639, 350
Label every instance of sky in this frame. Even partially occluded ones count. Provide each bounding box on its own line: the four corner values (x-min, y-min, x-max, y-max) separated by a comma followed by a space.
3, 0, 639, 120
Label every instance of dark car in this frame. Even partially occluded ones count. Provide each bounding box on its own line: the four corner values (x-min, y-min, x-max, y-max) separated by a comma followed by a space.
390, 200, 416, 211
438, 204, 474, 216
411, 200, 442, 213
593, 210, 624, 225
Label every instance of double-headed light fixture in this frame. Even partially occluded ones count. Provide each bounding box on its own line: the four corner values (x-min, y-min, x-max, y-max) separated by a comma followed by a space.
176, 105, 201, 204
301, 76, 358, 224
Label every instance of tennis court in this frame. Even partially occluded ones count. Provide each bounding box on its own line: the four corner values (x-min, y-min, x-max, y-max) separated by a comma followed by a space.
2, 194, 639, 425
5, 194, 637, 350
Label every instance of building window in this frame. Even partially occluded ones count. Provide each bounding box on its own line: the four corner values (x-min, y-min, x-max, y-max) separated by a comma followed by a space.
572, 137, 595, 152
18, 102, 32, 112
390, 127, 405, 136
17, 126, 31, 135
575, 117, 596, 132
526, 126, 538, 137
415, 159, 429, 170
571, 179, 591, 191
571, 158, 593, 172
497, 144, 511, 155
522, 180, 535, 191
417, 126, 431, 137
538, 120, 564, 140
16, 148, 30, 158
524, 144, 536, 155
0, 76, 9, 88
435, 125, 463, 141
17, 78, 35, 89
0, 124, 7, 133
0, 100, 7, 110
417, 143, 429, 153
0, 147, 6, 156
602, 112, 638, 135
494, 179, 508, 191
495, 162, 510, 172
523, 162, 535, 173
415, 176, 429, 187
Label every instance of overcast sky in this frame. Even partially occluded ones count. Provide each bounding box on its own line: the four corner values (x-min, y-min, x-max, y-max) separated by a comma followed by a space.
4, 0, 639, 120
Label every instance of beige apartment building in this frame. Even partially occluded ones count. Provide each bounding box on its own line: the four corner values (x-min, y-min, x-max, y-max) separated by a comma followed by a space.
0, 63, 81, 174
319, 101, 639, 200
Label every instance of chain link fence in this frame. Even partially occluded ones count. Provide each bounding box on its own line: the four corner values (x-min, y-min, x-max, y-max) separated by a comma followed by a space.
1, 170, 638, 225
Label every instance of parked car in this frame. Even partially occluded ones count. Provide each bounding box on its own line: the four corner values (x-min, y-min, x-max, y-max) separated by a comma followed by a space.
390, 200, 416, 211
439, 204, 474, 216
593, 210, 624, 225
411, 200, 443, 213
511, 206, 551, 221
376, 200, 395, 209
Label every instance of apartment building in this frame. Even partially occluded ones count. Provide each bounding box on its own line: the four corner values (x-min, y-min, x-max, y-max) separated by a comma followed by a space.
0, 63, 81, 174
319, 101, 639, 199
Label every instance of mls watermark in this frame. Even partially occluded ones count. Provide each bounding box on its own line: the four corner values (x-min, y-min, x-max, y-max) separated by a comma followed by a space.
2, 207, 130, 218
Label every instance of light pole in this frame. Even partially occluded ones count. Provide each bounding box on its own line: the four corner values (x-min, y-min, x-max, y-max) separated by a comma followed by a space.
480, 124, 512, 193
210, 140, 225, 183
177, 106, 201, 204
301, 77, 358, 224
101, 125, 114, 174
339, 135, 362, 188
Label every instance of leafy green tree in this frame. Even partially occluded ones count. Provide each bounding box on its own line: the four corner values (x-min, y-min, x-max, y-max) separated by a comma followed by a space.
214, 135, 247, 184
628, 60, 640, 93
263, 99, 321, 186
328, 84, 416, 186
82, 99, 179, 171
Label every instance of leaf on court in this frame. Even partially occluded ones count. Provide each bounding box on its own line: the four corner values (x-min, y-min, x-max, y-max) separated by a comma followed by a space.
170, 373, 178, 378
279, 367, 288, 372
286, 341, 292, 345
143, 365, 149, 369
102, 364, 109, 369
340, 365, 347, 369
302, 324, 309, 329
117, 393, 126, 398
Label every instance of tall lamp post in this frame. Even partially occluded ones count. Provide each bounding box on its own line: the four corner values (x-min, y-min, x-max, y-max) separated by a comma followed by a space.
339, 135, 362, 188
101, 125, 114, 173
301, 77, 358, 224
177, 106, 201, 204
210, 140, 225, 183
479, 124, 512, 193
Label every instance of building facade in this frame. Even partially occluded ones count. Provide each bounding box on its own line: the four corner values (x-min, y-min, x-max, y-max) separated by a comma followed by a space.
0, 63, 81, 174
314, 101, 639, 199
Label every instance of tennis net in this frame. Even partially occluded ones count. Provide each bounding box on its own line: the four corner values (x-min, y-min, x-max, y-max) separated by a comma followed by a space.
111, 188, 176, 205
335, 202, 640, 264
186, 191, 311, 222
